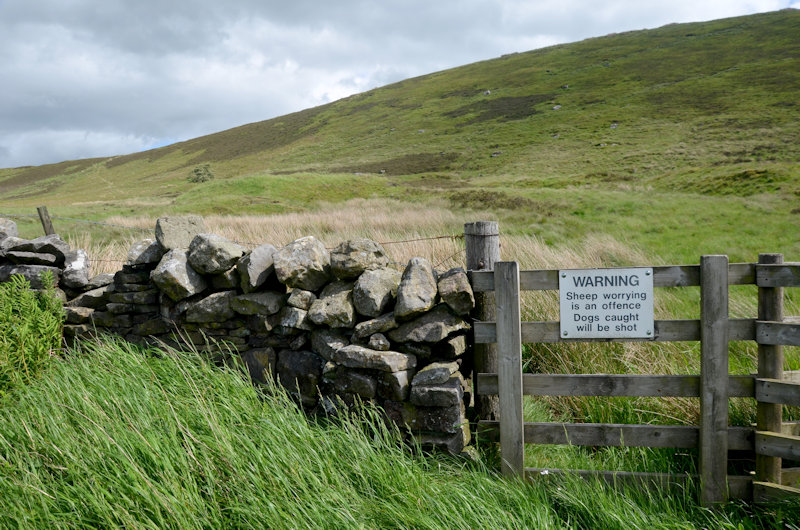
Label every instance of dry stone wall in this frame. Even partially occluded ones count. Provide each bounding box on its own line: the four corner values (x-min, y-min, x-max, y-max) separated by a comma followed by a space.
0, 217, 475, 453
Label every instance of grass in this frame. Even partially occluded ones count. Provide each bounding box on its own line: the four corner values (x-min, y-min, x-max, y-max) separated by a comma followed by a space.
2, 335, 797, 528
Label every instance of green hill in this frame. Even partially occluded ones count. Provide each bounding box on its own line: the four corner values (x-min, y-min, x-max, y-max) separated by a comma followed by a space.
1, 9, 799, 261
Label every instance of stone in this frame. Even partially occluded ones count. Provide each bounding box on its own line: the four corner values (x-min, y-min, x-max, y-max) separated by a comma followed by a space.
0, 264, 61, 289
417, 402, 467, 434
353, 312, 398, 340
353, 268, 401, 317
115, 270, 151, 285
310, 328, 349, 361
154, 215, 206, 250
210, 268, 240, 290
67, 284, 113, 309
378, 370, 412, 401
277, 349, 324, 407
368, 333, 390, 351
277, 306, 313, 331
6, 235, 70, 265
127, 239, 165, 266
308, 281, 356, 328
85, 273, 114, 290
273, 236, 331, 291
231, 291, 285, 316
332, 345, 416, 373
242, 347, 276, 383
411, 361, 460, 386
65, 306, 94, 324
150, 249, 208, 302
435, 335, 468, 358
388, 305, 470, 343
394, 257, 437, 320
185, 291, 237, 323
412, 428, 471, 454
437, 268, 475, 316
237, 244, 277, 293
0, 218, 18, 241
287, 289, 316, 310
115, 282, 157, 293
89, 311, 115, 327
5, 251, 58, 266
330, 238, 390, 279
289, 333, 308, 350
132, 317, 170, 335
397, 342, 432, 359
109, 290, 159, 305
383, 401, 419, 429
410, 375, 465, 408
187, 233, 246, 275
334, 370, 378, 399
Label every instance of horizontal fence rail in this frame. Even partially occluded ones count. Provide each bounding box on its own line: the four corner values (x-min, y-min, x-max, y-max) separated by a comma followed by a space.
474, 255, 800, 506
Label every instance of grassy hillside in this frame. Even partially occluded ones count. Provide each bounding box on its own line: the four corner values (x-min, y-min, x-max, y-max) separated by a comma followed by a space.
1, 9, 799, 262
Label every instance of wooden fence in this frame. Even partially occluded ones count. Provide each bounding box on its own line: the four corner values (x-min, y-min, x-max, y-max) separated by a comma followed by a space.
470, 254, 800, 505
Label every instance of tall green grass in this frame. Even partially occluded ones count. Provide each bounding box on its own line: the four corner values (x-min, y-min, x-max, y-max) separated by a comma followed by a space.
2, 336, 791, 528
0, 272, 63, 399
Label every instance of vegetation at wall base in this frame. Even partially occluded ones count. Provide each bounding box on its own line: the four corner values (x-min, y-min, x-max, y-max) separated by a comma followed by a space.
0, 272, 64, 400
0, 335, 797, 528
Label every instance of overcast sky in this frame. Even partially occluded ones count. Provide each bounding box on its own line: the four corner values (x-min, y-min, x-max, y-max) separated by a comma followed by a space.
1, 0, 797, 168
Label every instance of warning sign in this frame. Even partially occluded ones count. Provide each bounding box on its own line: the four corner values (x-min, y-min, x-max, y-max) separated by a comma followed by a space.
559, 268, 654, 339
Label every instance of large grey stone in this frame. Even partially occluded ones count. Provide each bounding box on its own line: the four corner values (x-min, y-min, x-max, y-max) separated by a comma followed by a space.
330, 238, 390, 279
277, 349, 324, 407
185, 291, 237, 323
6, 235, 70, 265
332, 345, 416, 373
388, 305, 470, 343
435, 335, 468, 359
352, 312, 398, 340
187, 233, 246, 275
0, 218, 18, 241
353, 268, 401, 317
238, 243, 277, 293
394, 257, 437, 320
67, 283, 113, 308
62, 249, 91, 290
308, 281, 356, 328
127, 239, 165, 266
333, 370, 378, 399
417, 402, 467, 434
154, 215, 206, 250
242, 347, 276, 383
310, 328, 349, 361
411, 361, 460, 386
5, 251, 58, 266
85, 273, 114, 290
437, 267, 475, 316
0, 264, 61, 289
286, 288, 316, 310
108, 290, 160, 305
277, 306, 313, 331
410, 374, 466, 407
368, 333, 390, 351
273, 236, 331, 291
378, 370, 413, 401
150, 249, 208, 302
231, 291, 285, 316
65, 306, 94, 324
210, 268, 240, 290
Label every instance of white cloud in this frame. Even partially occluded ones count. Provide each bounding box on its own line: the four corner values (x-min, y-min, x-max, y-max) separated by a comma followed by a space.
0, 0, 793, 168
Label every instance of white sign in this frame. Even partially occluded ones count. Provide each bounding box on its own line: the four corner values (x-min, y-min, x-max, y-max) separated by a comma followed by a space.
559, 268, 654, 339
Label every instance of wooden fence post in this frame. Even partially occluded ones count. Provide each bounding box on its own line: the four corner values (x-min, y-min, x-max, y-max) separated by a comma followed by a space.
699, 255, 729, 506
465, 221, 501, 422
495, 261, 524, 478
756, 253, 784, 484
37, 206, 55, 235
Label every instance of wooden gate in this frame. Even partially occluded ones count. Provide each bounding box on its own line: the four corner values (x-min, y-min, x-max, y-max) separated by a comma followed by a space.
470, 255, 800, 505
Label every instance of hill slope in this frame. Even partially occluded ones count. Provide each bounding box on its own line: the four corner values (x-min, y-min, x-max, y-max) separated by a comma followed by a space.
1, 9, 798, 260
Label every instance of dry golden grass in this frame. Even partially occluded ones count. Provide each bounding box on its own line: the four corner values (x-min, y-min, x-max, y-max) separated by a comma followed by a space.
69, 199, 766, 425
